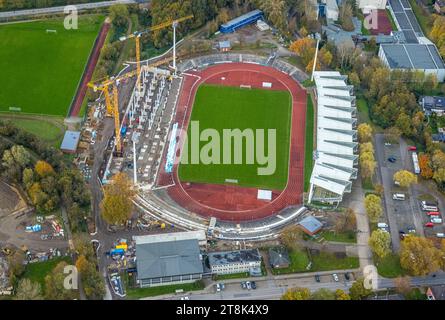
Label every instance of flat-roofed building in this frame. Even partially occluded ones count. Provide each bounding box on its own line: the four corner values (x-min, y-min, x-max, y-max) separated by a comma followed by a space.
208, 249, 262, 275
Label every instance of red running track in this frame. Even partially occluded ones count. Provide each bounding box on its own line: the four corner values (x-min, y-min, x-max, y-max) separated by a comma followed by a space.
68, 21, 110, 117
157, 63, 307, 222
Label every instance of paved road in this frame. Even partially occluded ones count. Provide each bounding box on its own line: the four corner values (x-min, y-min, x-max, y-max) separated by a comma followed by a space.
0, 0, 141, 19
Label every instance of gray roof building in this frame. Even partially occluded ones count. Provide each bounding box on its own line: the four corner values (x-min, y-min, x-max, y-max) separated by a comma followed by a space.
268, 247, 290, 269
378, 44, 445, 82
60, 131, 81, 153
135, 239, 204, 284
298, 216, 323, 235
208, 249, 261, 267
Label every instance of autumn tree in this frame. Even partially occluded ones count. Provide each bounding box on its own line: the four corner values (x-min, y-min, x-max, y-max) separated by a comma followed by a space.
335, 208, 356, 233
100, 172, 135, 225
280, 224, 303, 251
349, 278, 373, 300
281, 287, 311, 300
364, 194, 382, 223
258, 0, 287, 31
360, 151, 377, 179
339, 2, 354, 31
7, 250, 25, 282
15, 279, 43, 300
394, 276, 412, 295
335, 289, 351, 300
399, 236, 442, 276
34, 160, 55, 178
393, 170, 417, 188
358, 123, 373, 143
45, 261, 79, 300
369, 229, 391, 258
419, 154, 433, 179
360, 142, 374, 154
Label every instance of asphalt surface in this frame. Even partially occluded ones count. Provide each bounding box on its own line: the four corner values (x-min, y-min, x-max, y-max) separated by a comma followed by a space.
0, 0, 141, 19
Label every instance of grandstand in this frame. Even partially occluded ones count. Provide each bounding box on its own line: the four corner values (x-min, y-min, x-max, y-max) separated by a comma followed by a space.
308, 71, 358, 205
219, 9, 264, 33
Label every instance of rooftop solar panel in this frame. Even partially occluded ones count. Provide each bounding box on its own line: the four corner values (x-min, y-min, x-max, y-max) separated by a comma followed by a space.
405, 10, 423, 34
382, 45, 413, 69
427, 45, 445, 69
405, 44, 438, 69
402, 30, 419, 43
400, 0, 410, 9
390, 0, 404, 12
394, 12, 411, 29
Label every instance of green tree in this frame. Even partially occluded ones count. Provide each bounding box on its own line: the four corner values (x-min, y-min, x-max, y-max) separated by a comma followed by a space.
280, 224, 303, 251
44, 261, 79, 300
15, 279, 43, 300
311, 288, 336, 300
109, 4, 129, 31
335, 289, 351, 300
349, 278, 373, 300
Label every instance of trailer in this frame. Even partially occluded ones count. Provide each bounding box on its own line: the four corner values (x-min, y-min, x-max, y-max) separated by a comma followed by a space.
412, 152, 420, 174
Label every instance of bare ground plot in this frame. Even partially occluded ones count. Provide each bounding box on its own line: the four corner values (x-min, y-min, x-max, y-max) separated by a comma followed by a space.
0, 182, 68, 252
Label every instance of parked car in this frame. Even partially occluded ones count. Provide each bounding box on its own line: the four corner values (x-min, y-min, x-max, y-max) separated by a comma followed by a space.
425, 222, 434, 228
388, 156, 397, 163
246, 281, 251, 290
251, 281, 257, 290
344, 273, 350, 281
385, 142, 391, 146
241, 282, 247, 289
408, 146, 417, 151
216, 283, 221, 292
426, 211, 441, 216
332, 274, 339, 282
408, 227, 416, 233
436, 233, 445, 238
315, 274, 320, 282
431, 217, 443, 224
393, 193, 406, 201
378, 222, 389, 229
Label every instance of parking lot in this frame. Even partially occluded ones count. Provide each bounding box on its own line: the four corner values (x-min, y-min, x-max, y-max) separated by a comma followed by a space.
375, 134, 445, 251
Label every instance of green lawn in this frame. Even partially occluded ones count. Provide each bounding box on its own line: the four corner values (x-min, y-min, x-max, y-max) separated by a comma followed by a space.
304, 94, 314, 192
271, 249, 310, 275
215, 272, 250, 280
0, 15, 104, 116
2, 116, 64, 145
311, 252, 359, 271
320, 230, 357, 243
375, 254, 406, 278
178, 84, 292, 190
126, 281, 205, 299
22, 256, 72, 292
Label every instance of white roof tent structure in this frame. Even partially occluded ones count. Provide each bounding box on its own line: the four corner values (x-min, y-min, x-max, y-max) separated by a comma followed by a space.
308, 71, 358, 205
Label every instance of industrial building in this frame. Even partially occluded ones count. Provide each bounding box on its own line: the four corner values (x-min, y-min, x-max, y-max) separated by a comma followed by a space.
134, 233, 205, 287
208, 249, 262, 275
219, 9, 264, 33
308, 71, 358, 205
378, 44, 445, 82
60, 131, 81, 154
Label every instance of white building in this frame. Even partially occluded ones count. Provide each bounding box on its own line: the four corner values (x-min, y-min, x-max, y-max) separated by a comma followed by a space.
308, 71, 358, 205
378, 44, 445, 82
357, 0, 387, 13
208, 249, 262, 275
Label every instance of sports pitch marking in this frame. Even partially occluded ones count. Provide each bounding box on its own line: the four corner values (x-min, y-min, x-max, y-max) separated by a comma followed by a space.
178, 84, 292, 191
0, 15, 103, 116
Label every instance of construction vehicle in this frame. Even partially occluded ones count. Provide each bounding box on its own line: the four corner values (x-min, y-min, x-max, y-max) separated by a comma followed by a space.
119, 14, 194, 87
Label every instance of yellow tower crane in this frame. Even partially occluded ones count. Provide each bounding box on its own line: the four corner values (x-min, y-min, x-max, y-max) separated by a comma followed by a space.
87, 57, 176, 155
119, 14, 194, 89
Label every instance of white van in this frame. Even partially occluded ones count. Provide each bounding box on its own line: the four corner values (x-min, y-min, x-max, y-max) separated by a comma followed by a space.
430, 217, 443, 224
393, 193, 406, 201
436, 233, 445, 238
421, 201, 438, 211
377, 223, 389, 229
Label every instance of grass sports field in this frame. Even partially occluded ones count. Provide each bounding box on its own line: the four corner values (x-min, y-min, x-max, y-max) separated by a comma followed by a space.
178, 84, 292, 190
0, 15, 103, 116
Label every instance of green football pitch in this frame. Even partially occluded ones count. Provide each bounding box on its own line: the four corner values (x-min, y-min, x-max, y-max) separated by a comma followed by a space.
0, 15, 103, 116
178, 84, 292, 190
